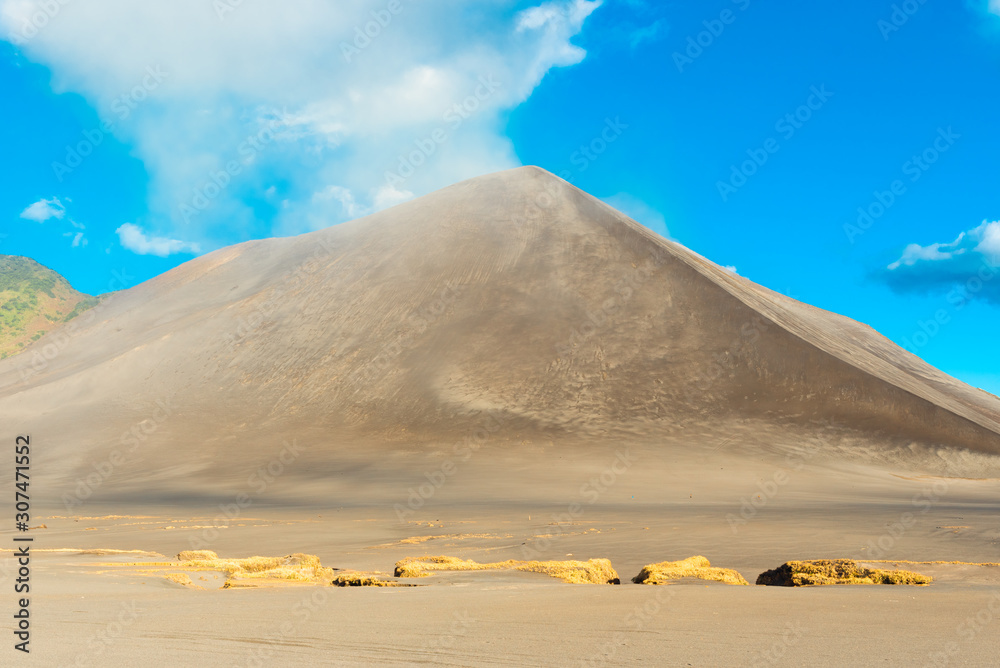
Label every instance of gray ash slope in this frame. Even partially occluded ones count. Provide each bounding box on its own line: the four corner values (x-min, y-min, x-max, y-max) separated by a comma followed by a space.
2, 166, 998, 499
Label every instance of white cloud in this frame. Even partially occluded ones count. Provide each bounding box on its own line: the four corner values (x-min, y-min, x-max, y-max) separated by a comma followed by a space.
312, 185, 369, 221
893, 221, 1000, 266
2, 1, 604, 248
991, 0, 1000, 16
882, 220, 1000, 304
115, 223, 199, 257
372, 184, 414, 211
888, 243, 963, 270
976, 220, 1000, 257
516, 1, 601, 94
887, 228, 973, 270
63, 231, 87, 248
21, 196, 88, 246
20, 197, 65, 222
887, 223, 1000, 270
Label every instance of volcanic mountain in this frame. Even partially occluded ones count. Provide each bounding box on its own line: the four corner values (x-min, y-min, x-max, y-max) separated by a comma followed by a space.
2, 167, 999, 504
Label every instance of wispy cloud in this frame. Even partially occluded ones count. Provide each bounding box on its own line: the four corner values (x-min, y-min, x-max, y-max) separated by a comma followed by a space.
602, 192, 670, 239
63, 231, 88, 248
311, 185, 369, 221
115, 223, 199, 257
879, 220, 1000, 304
20, 196, 65, 222
628, 19, 665, 49
591, 0, 667, 50
20, 196, 89, 246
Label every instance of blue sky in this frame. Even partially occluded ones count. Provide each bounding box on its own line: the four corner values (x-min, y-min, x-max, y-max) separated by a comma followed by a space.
1, 0, 998, 394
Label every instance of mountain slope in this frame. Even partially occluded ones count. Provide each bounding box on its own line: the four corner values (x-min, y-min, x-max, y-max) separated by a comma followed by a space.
0, 255, 97, 358
1, 167, 998, 503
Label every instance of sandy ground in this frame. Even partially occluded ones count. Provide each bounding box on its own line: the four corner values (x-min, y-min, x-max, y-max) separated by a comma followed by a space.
5, 493, 1000, 667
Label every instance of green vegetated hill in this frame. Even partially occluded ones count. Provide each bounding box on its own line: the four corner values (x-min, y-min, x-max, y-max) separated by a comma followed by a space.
0, 255, 98, 359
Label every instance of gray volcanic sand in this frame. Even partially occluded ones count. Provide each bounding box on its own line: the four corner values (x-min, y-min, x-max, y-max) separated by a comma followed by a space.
8, 474, 1000, 667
